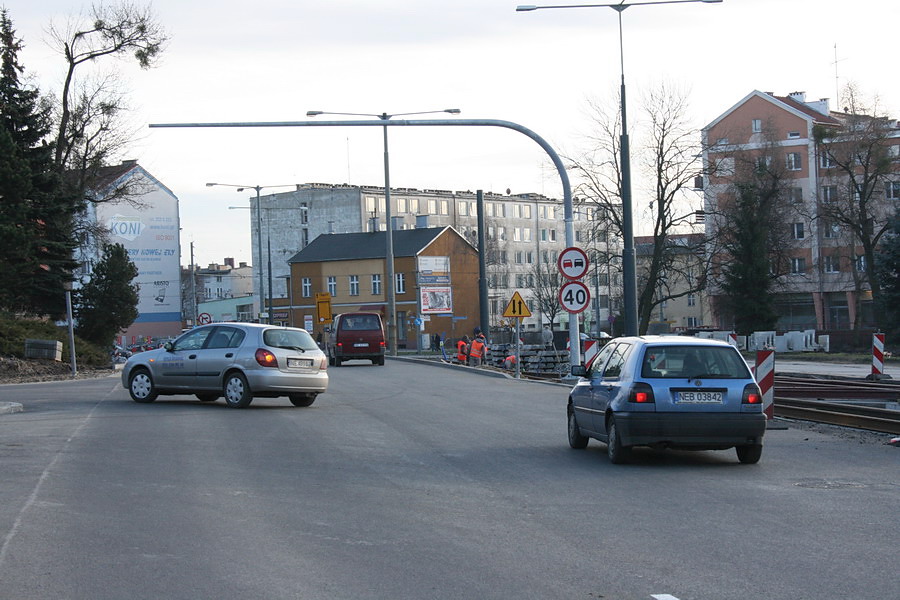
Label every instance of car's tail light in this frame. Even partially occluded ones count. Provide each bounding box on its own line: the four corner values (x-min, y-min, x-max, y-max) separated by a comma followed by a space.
319, 356, 328, 371
742, 383, 762, 404
255, 348, 278, 368
336, 342, 343, 351
379, 341, 386, 349
629, 382, 655, 403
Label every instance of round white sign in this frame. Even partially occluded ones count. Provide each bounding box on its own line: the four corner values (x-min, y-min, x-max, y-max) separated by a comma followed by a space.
558, 281, 591, 314
557, 247, 589, 280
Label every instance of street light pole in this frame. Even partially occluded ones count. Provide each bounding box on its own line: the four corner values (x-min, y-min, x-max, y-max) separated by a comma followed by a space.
306, 109, 461, 355
517, 0, 723, 336
207, 182, 293, 323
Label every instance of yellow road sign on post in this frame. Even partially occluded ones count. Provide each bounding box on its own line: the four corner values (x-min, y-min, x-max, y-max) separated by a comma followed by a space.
503, 291, 532, 319
315, 292, 333, 324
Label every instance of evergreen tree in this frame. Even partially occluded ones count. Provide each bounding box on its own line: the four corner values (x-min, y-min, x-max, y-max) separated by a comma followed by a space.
0, 9, 78, 318
75, 242, 139, 346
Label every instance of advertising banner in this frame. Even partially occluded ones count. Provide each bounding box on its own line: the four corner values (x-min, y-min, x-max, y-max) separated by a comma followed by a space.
420, 286, 453, 314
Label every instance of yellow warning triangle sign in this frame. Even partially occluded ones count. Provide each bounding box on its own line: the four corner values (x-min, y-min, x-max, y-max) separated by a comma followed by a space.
503, 291, 532, 318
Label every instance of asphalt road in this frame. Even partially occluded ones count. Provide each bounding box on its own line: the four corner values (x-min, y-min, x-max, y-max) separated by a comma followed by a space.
0, 361, 897, 600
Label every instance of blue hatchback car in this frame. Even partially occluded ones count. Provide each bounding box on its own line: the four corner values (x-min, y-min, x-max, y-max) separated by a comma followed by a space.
568, 336, 766, 464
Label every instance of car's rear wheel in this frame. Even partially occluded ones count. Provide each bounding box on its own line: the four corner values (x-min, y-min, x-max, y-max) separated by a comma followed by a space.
195, 393, 219, 402
289, 393, 317, 407
223, 372, 253, 408
607, 417, 631, 464
128, 369, 158, 403
567, 406, 588, 449
334, 356, 342, 367
736, 444, 763, 464
375, 356, 385, 366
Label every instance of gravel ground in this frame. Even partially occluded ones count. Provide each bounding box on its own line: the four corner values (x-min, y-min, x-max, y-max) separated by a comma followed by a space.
0, 355, 117, 385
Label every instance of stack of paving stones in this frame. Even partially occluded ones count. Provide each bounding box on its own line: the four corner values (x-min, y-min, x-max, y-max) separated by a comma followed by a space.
485, 344, 569, 376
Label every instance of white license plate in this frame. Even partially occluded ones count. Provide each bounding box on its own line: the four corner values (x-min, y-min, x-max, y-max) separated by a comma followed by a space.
353, 343, 368, 348
287, 357, 313, 368
677, 391, 723, 403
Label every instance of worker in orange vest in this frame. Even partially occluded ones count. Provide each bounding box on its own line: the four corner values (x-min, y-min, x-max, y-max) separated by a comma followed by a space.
469, 333, 488, 367
503, 353, 517, 370
456, 335, 470, 364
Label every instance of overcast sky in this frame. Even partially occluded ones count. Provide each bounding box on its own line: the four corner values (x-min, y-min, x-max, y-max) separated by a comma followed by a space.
8, 0, 899, 267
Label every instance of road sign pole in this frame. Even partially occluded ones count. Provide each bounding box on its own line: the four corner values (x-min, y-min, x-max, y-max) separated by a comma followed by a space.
515, 318, 521, 380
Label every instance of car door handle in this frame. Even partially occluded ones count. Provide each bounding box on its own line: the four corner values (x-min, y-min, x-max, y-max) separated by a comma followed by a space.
188, 354, 197, 359
225, 353, 233, 358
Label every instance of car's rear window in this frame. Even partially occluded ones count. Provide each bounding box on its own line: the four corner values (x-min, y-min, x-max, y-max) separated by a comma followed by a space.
264, 329, 319, 351
341, 315, 381, 331
641, 345, 750, 379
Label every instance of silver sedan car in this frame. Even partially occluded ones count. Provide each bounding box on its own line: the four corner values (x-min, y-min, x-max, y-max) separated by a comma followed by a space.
122, 323, 328, 408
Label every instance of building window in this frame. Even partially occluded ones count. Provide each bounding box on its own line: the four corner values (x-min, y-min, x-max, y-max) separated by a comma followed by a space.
458, 201, 468, 216
523, 205, 532, 219
823, 255, 840, 273
822, 185, 838, 204
515, 251, 523, 264
792, 223, 805, 240
513, 228, 521, 242
752, 119, 762, 133
787, 187, 803, 204
687, 294, 696, 307
439, 200, 449, 215
856, 255, 867, 272
790, 257, 806, 274
687, 316, 700, 328
301, 228, 309, 248
786, 152, 802, 171
525, 251, 534, 264
365, 196, 377, 214
823, 220, 840, 238
886, 181, 900, 200
397, 198, 407, 213
427, 199, 437, 214
498, 251, 508, 264
301, 277, 311, 298
327, 276, 337, 296
788, 131, 800, 139
371, 274, 381, 296
395, 272, 405, 294
486, 202, 494, 217
523, 228, 532, 242
820, 153, 836, 169
511, 204, 521, 218
300, 203, 309, 224
497, 226, 506, 240
349, 275, 359, 296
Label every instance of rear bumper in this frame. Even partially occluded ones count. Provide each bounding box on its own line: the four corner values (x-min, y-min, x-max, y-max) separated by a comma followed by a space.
615, 412, 766, 448
245, 370, 329, 395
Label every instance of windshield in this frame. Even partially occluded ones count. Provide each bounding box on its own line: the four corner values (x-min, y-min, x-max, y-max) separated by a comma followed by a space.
264, 328, 319, 351
641, 345, 751, 379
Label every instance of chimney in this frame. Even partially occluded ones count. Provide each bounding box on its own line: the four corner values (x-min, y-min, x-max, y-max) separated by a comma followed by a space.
788, 91, 806, 103
224, 257, 235, 268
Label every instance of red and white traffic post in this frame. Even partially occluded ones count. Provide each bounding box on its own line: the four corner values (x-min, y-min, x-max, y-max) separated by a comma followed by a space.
755, 350, 775, 420
871, 333, 886, 378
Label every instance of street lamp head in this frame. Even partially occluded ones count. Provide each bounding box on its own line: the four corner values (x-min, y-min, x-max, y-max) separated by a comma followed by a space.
444, 108, 462, 115
516, 5, 538, 11
205, 182, 216, 187
306, 111, 323, 117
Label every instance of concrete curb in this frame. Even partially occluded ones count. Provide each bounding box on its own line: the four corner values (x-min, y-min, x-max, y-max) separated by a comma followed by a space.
0, 402, 24, 415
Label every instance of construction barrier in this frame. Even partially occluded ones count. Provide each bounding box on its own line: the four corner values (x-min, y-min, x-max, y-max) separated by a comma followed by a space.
871, 333, 885, 377
755, 350, 775, 420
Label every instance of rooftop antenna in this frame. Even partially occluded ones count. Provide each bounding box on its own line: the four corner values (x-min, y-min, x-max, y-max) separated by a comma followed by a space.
832, 43, 846, 108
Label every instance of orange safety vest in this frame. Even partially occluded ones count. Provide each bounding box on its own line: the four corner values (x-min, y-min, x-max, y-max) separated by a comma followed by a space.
469, 338, 486, 358
457, 340, 468, 361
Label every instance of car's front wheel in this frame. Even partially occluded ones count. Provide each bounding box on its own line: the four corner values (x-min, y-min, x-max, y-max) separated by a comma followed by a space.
736, 444, 763, 464
606, 416, 631, 464
128, 369, 158, 403
567, 406, 588, 449
289, 393, 317, 407
223, 372, 253, 408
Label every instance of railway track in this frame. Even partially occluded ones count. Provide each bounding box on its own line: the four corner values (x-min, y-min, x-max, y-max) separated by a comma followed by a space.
774, 375, 900, 434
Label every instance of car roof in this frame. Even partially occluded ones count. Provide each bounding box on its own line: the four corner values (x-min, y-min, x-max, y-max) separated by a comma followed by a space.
614, 335, 734, 348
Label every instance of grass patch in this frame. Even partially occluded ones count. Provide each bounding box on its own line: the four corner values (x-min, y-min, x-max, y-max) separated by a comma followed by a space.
0, 316, 111, 366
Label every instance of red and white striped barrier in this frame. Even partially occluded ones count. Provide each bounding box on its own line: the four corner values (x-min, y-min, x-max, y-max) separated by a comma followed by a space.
728, 332, 738, 348
755, 350, 775, 420
871, 333, 885, 377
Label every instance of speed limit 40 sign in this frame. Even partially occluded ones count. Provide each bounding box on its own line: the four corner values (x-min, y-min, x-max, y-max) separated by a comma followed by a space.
558, 280, 591, 314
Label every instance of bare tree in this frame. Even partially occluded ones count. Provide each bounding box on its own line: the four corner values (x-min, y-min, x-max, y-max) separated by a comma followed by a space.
814, 85, 899, 329
48, 1, 167, 178
568, 82, 706, 334
529, 258, 563, 328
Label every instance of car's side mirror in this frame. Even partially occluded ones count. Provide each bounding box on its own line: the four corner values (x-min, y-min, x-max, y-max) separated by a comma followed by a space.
571, 365, 587, 377
164, 342, 174, 352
